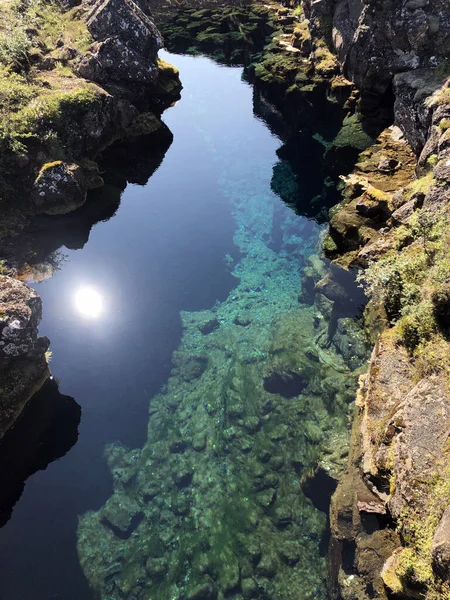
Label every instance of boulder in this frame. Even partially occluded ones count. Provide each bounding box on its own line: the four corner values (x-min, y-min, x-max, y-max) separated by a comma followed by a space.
77, 37, 158, 84
86, 0, 162, 56
0, 276, 50, 438
30, 162, 87, 215
0, 276, 48, 368
77, 0, 163, 85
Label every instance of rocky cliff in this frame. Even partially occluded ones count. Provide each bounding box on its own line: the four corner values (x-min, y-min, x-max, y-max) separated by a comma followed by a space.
311, 1, 450, 598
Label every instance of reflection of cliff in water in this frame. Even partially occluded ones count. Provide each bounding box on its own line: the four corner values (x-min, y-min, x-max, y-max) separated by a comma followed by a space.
0, 378, 81, 528
252, 86, 393, 222
5, 124, 174, 275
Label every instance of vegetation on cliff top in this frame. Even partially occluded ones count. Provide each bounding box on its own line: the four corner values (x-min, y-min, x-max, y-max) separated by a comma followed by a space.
0, 0, 101, 208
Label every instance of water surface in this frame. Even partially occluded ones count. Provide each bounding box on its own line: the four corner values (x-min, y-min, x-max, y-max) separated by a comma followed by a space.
0, 52, 360, 600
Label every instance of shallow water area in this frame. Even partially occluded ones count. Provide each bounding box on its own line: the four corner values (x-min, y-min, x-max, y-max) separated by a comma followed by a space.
0, 51, 363, 600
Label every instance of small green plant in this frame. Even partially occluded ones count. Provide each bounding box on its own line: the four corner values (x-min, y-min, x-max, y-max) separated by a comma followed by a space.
0, 25, 31, 69
358, 212, 450, 353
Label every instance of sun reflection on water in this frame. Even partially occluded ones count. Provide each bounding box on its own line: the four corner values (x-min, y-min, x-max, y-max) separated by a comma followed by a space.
74, 286, 103, 319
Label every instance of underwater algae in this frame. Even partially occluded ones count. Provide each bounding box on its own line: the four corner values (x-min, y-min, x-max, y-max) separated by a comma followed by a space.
77, 60, 366, 600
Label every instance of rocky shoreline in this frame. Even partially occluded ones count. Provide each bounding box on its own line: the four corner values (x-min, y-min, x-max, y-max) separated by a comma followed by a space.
156, 0, 450, 597
0, 0, 449, 598
316, 1, 450, 598
0, 0, 181, 435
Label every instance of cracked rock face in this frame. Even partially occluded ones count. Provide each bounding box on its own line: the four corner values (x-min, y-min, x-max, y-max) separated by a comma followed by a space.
0, 276, 50, 438
0, 276, 48, 368
77, 0, 163, 85
332, 0, 450, 94
77, 37, 159, 83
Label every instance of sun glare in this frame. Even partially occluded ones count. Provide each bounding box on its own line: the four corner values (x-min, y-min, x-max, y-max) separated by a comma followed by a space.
74, 286, 103, 318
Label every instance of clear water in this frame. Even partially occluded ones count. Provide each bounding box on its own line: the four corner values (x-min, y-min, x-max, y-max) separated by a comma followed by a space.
0, 52, 361, 600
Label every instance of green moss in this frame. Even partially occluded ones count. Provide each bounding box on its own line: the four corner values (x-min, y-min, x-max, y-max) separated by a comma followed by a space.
439, 119, 450, 132
314, 45, 338, 76
382, 556, 404, 594
405, 170, 435, 199
359, 212, 450, 357
10, 84, 99, 136
39, 160, 63, 174
427, 153, 439, 167
323, 233, 338, 256
157, 58, 179, 78
365, 185, 392, 203
332, 113, 373, 151
255, 51, 299, 86
428, 86, 450, 107
394, 459, 450, 592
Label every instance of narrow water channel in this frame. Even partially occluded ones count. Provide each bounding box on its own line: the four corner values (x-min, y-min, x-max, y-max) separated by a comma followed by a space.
0, 52, 361, 600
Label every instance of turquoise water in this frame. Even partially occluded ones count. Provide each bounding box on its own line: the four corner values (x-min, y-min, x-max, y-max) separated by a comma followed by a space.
76, 53, 361, 600
0, 52, 363, 599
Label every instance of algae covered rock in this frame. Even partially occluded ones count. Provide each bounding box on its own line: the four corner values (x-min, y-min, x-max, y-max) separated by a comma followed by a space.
77, 230, 363, 600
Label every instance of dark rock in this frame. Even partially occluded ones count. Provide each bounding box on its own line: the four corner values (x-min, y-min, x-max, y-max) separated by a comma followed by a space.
77, 37, 159, 84
241, 577, 259, 599
273, 506, 292, 527
377, 157, 400, 172
269, 455, 284, 470
77, 0, 163, 86
86, 0, 162, 57
0, 276, 50, 438
279, 542, 300, 566
173, 466, 193, 488
101, 497, 144, 539
333, 0, 450, 96
199, 318, 220, 335
258, 449, 271, 464
253, 473, 278, 491
433, 154, 450, 182
169, 440, 187, 454
220, 561, 240, 594
389, 198, 417, 225
256, 488, 277, 508
234, 312, 252, 326
30, 162, 87, 216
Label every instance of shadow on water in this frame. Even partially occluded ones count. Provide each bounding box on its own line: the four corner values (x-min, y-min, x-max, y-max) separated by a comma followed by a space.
252, 86, 393, 224
5, 124, 174, 273
0, 378, 81, 528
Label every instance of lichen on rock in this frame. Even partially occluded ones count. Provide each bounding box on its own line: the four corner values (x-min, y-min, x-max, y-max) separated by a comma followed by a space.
0, 275, 50, 438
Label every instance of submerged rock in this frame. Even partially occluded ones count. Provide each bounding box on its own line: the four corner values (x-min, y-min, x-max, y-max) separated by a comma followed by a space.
76, 145, 363, 600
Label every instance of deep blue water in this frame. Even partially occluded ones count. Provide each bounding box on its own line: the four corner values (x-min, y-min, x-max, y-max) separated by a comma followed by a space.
0, 52, 355, 600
